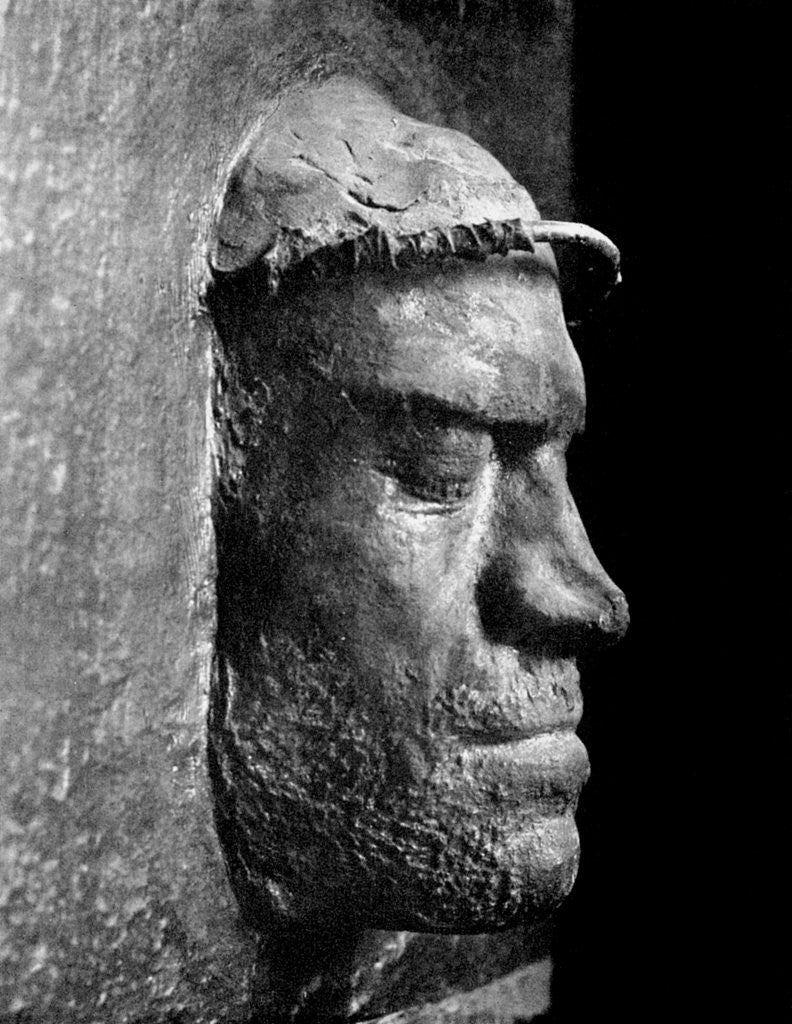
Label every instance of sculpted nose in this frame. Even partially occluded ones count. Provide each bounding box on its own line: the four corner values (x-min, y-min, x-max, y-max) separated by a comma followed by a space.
476, 467, 629, 656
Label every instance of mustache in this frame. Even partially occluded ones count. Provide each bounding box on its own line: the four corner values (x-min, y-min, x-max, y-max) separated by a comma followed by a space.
219, 626, 582, 751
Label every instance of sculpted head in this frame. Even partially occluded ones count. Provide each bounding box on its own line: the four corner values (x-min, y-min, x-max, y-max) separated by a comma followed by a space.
207, 78, 628, 936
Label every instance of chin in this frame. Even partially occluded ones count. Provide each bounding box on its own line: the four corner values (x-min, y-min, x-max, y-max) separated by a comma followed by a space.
364, 810, 583, 934
211, 654, 586, 936
255, 808, 583, 935
235, 801, 583, 936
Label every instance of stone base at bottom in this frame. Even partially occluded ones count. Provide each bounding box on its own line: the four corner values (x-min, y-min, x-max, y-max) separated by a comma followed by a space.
359, 956, 552, 1024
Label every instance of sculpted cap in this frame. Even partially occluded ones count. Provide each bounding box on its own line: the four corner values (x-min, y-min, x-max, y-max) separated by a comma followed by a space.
208, 76, 620, 298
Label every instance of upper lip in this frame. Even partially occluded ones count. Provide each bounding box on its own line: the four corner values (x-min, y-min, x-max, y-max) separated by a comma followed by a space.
434, 663, 583, 743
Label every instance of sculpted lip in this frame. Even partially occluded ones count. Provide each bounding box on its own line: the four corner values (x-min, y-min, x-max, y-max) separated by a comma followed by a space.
464, 722, 582, 746
441, 665, 584, 744
457, 731, 591, 806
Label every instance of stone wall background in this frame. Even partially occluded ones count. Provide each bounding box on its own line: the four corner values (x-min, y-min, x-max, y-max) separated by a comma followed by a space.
0, 2, 576, 1020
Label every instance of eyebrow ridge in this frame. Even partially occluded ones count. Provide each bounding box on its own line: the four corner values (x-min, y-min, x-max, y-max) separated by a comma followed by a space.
348, 385, 585, 436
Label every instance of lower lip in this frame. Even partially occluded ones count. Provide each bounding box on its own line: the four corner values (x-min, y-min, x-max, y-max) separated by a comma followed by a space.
456, 731, 590, 805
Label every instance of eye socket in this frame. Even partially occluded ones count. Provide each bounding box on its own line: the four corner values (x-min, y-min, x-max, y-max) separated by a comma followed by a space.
376, 401, 492, 508
491, 421, 549, 468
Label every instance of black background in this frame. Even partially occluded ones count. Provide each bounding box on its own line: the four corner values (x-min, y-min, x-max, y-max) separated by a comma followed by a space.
550, 2, 789, 1019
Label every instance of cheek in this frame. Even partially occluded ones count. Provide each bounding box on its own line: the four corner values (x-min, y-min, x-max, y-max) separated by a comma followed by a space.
278, 462, 496, 652
374, 463, 495, 607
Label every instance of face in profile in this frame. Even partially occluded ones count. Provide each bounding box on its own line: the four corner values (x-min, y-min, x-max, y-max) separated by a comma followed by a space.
210, 245, 628, 934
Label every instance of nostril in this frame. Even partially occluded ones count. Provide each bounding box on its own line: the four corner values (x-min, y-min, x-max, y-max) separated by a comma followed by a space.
598, 591, 630, 641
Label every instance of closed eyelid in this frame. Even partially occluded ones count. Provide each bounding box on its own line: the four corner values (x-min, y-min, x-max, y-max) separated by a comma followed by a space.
374, 410, 492, 509
377, 433, 490, 476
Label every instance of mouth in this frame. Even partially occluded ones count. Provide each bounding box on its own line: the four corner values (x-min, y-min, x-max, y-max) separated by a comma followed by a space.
456, 730, 591, 809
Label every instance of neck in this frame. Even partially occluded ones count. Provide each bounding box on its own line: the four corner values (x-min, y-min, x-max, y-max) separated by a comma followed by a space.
251, 924, 553, 1022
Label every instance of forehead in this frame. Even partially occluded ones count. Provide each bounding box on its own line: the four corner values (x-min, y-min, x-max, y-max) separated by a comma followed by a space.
279, 250, 585, 428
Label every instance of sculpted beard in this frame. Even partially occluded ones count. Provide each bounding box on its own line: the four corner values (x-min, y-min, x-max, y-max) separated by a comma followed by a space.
210, 628, 586, 935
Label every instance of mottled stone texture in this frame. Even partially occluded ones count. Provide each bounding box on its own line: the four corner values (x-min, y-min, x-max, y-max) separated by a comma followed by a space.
0, 2, 574, 1020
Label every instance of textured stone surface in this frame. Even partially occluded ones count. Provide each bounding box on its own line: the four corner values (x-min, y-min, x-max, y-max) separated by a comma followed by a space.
0, 2, 578, 1020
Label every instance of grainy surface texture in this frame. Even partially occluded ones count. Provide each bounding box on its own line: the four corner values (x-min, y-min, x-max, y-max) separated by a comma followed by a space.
0, 2, 579, 1021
